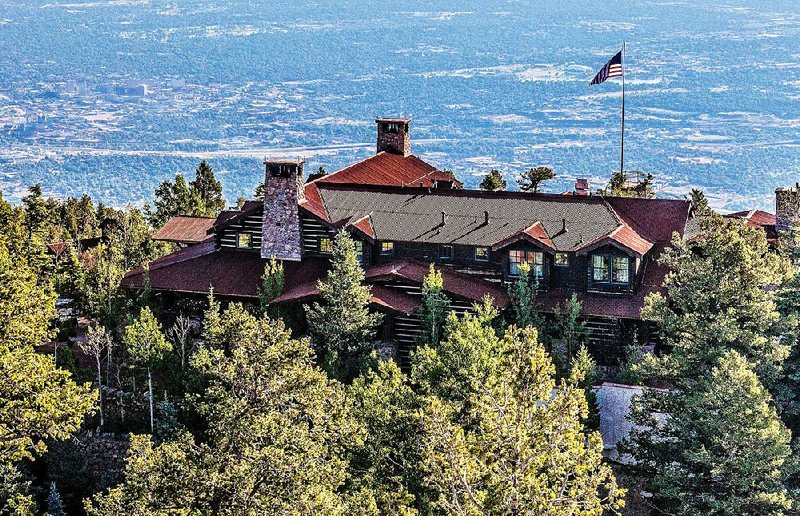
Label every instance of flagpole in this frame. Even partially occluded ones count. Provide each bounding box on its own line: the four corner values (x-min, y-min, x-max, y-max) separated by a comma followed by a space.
620, 42, 626, 180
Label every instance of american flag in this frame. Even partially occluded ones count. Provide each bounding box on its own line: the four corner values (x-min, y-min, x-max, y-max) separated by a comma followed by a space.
590, 49, 623, 86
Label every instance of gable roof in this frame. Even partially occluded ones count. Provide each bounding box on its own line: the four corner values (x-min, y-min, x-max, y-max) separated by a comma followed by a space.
152, 216, 216, 244
492, 221, 556, 252
725, 209, 777, 227
312, 151, 462, 188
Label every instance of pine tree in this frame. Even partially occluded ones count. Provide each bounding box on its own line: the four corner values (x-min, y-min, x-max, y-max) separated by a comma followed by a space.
419, 325, 624, 514
689, 188, 711, 216
639, 214, 793, 385
478, 169, 507, 191
190, 160, 226, 215
507, 261, 543, 331
258, 257, 285, 317
305, 232, 382, 381
416, 264, 450, 347
123, 307, 172, 433
86, 308, 367, 515
47, 482, 67, 516
518, 166, 555, 193
624, 350, 792, 514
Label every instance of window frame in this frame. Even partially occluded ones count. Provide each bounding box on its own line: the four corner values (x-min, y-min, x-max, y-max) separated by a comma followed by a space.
508, 249, 544, 278
591, 253, 631, 285
555, 252, 569, 267
236, 232, 252, 249
440, 244, 454, 260
318, 236, 333, 254
380, 241, 395, 256
474, 246, 490, 262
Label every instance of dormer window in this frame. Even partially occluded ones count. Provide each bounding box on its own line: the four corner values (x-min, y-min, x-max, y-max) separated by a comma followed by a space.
237, 233, 252, 249
509, 250, 543, 277
592, 254, 630, 284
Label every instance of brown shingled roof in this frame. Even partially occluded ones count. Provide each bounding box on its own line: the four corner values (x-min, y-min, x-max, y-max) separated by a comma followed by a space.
152, 216, 216, 244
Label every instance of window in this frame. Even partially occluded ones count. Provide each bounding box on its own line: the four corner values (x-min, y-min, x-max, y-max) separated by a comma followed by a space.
381, 241, 394, 256
355, 242, 365, 264
509, 250, 544, 277
612, 256, 630, 284
592, 254, 631, 285
440, 245, 453, 260
555, 252, 569, 267
592, 255, 609, 282
236, 232, 252, 249
319, 236, 333, 254
475, 246, 490, 262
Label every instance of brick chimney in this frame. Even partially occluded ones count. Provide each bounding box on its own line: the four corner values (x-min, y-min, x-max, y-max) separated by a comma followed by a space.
776, 183, 800, 230
376, 118, 411, 156
261, 159, 304, 261
575, 178, 590, 196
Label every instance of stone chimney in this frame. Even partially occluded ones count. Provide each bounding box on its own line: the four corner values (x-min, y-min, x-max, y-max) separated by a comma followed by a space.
575, 178, 590, 196
376, 118, 411, 156
261, 159, 304, 261
776, 183, 800, 230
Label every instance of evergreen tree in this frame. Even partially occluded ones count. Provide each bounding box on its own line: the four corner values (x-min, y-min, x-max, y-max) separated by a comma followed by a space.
307, 166, 328, 182
552, 293, 587, 374
416, 264, 450, 347
348, 359, 423, 514
47, 482, 67, 516
478, 169, 507, 191
189, 160, 226, 215
419, 326, 624, 514
86, 308, 368, 515
258, 257, 285, 318
507, 261, 543, 331
149, 173, 197, 228
624, 350, 792, 514
518, 166, 555, 193
413, 298, 500, 425
123, 307, 172, 433
305, 232, 382, 381
639, 214, 793, 385
689, 188, 712, 216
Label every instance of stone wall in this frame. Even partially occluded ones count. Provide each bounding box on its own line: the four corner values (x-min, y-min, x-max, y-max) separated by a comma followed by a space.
776, 184, 800, 230
376, 119, 411, 156
261, 161, 304, 261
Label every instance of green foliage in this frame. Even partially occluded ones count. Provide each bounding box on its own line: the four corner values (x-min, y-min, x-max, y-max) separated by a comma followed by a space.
148, 160, 226, 228
624, 350, 792, 514
0, 461, 35, 515
639, 214, 793, 386
47, 482, 67, 516
608, 171, 654, 198
348, 358, 422, 514
689, 188, 712, 216
307, 166, 328, 182
124, 307, 171, 432
507, 261, 543, 332
518, 165, 555, 193
418, 326, 625, 514
552, 293, 587, 375
87, 308, 367, 515
416, 264, 450, 347
258, 257, 285, 317
305, 232, 382, 381
478, 169, 507, 191
413, 298, 501, 424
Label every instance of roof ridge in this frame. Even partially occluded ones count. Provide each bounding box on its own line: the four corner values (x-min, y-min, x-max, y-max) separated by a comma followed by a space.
311, 151, 389, 185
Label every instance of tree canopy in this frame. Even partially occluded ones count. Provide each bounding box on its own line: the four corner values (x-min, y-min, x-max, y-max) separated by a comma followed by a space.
479, 169, 507, 191
518, 166, 555, 193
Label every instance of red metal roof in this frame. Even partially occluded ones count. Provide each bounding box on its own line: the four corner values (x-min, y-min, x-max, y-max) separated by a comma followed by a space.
725, 209, 777, 227
364, 260, 510, 308
349, 214, 376, 240
152, 216, 216, 244
312, 152, 462, 188
578, 223, 654, 257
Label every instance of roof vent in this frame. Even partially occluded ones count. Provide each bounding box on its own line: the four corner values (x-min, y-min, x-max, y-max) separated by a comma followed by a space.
561, 218, 568, 234
484, 211, 490, 225
441, 211, 447, 226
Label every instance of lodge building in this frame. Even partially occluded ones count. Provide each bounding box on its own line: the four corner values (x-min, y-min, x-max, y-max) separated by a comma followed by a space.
123, 118, 701, 368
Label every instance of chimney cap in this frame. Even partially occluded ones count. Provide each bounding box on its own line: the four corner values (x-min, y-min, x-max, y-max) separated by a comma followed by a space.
376, 117, 411, 124
263, 158, 304, 165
